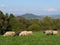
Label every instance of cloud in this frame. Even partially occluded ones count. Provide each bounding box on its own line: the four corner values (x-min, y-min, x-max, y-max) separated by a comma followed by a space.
41, 8, 57, 12
47, 8, 57, 12
0, 4, 6, 8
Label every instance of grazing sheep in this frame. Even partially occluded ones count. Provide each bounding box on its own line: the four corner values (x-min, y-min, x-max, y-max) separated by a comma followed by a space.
3, 31, 15, 37
19, 31, 27, 36
27, 31, 32, 35
19, 31, 32, 36
44, 30, 53, 35
52, 31, 58, 35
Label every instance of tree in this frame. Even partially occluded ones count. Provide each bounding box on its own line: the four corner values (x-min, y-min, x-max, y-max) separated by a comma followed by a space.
9, 13, 15, 18
9, 17, 24, 31
0, 10, 4, 19
0, 10, 5, 34
28, 24, 40, 31
18, 16, 30, 30
29, 19, 40, 25
5, 13, 9, 19
41, 16, 53, 30
42, 16, 52, 24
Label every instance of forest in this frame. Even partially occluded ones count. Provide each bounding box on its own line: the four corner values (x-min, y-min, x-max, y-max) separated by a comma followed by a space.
0, 10, 60, 35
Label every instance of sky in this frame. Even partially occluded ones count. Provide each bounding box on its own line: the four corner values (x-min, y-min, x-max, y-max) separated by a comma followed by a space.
0, 0, 60, 16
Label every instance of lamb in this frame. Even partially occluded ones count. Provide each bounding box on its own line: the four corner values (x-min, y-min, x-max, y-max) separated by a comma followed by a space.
3, 31, 16, 37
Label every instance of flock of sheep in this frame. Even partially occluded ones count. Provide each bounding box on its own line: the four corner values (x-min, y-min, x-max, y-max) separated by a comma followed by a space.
3, 30, 58, 37
3, 31, 33, 37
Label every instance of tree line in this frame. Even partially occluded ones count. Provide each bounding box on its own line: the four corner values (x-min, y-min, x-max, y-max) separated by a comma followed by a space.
0, 10, 60, 35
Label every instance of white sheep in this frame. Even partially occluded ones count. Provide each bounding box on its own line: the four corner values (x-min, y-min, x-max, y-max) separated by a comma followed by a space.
19, 31, 27, 36
27, 31, 32, 35
19, 31, 32, 36
44, 30, 53, 35
52, 31, 58, 35
3, 31, 16, 37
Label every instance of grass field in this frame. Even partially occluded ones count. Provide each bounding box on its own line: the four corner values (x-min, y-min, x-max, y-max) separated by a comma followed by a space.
0, 31, 60, 45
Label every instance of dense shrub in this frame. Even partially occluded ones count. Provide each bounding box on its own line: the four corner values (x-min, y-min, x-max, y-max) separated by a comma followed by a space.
9, 18, 24, 31
28, 24, 40, 31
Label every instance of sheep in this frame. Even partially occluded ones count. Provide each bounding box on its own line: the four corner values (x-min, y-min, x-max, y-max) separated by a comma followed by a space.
3, 31, 16, 37
52, 31, 58, 35
19, 31, 27, 36
19, 31, 32, 36
44, 30, 53, 35
44, 30, 58, 35
27, 31, 32, 35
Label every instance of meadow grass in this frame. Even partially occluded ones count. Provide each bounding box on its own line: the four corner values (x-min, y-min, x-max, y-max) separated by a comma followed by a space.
0, 31, 60, 45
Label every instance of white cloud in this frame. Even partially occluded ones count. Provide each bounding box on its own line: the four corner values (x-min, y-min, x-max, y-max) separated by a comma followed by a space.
41, 8, 57, 12
0, 4, 6, 8
47, 8, 57, 12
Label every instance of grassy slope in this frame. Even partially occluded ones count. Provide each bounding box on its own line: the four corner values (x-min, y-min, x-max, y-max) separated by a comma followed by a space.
0, 31, 60, 45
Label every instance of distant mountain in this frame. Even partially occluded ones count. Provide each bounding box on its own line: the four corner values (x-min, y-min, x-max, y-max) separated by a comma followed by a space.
16, 14, 60, 19
21, 13, 44, 19
49, 15, 60, 18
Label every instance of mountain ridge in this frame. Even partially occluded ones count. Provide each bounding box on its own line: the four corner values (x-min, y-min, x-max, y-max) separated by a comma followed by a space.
16, 13, 60, 19
21, 13, 44, 19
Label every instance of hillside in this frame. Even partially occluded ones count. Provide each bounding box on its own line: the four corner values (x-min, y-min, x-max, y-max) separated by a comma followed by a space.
21, 13, 44, 19
16, 14, 60, 19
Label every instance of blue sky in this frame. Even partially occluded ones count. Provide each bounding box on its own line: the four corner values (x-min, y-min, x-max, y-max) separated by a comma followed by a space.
0, 0, 60, 16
